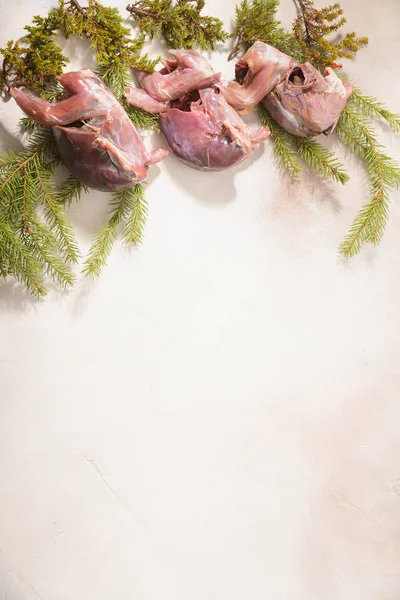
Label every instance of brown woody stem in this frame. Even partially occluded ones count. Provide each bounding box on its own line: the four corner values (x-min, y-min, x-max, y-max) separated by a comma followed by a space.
126, 3, 157, 19
66, 0, 87, 15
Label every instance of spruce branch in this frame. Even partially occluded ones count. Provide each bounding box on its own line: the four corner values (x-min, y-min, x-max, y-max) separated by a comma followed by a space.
230, 0, 301, 60
82, 184, 147, 277
123, 184, 148, 245
336, 106, 400, 257
349, 86, 400, 133
35, 166, 80, 263
126, 0, 229, 50
259, 104, 348, 183
258, 104, 303, 178
293, 137, 349, 184
56, 175, 88, 206
0, 125, 78, 295
0, 222, 47, 297
25, 218, 76, 289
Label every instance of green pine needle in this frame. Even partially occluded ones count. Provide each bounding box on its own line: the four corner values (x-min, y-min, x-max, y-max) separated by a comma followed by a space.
0, 125, 78, 295
35, 167, 80, 264
258, 105, 303, 178
56, 175, 88, 206
123, 184, 149, 245
293, 137, 349, 185
127, 0, 229, 50
350, 86, 400, 133
336, 106, 400, 257
229, 0, 301, 60
259, 104, 348, 184
0, 222, 47, 297
82, 184, 148, 278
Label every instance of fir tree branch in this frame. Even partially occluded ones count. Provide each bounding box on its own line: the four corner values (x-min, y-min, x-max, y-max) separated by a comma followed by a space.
123, 184, 148, 245
258, 104, 303, 178
349, 85, 400, 133
56, 175, 88, 205
0, 125, 77, 294
293, 137, 349, 184
336, 106, 400, 257
82, 185, 148, 277
126, 0, 229, 50
0, 222, 47, 297
230, 0, 301, 60
26, 219, 76, 289
35, 167, 80, 263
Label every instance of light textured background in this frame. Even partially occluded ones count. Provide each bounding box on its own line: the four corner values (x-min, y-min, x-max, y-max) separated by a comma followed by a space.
1, 1, 400, 599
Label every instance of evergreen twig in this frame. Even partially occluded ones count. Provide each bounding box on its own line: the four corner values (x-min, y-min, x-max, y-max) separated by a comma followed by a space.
0, 10, 68, 96
61, 0, 159, 130
336, 106, 400, 257
258, 105, 303, 178
229, 0, 301, 61
0, 125, 78, 295
258, 104, 348, 183
293, 137, 349, 184
349, 86, 400, 133
292, 0, 368, 70
126, 0, 229, 50
0, 222, 47, 297
83, 184, 148, 277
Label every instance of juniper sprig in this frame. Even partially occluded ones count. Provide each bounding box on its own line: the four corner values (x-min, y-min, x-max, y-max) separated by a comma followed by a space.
126, 0, 229, 50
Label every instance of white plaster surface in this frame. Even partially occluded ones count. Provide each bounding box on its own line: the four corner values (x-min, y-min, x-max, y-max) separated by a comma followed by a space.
1, 0, 400, 598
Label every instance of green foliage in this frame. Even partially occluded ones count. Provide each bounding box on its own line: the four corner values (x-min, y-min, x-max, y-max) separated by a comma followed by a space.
0, 0, 160, 294
349, 86, 400, 133
56, 175, 88, 206
229, 0, 367, 69
0, 11, 69, 96
83, 184, 148, 277
234, 0, 399, 256
258, 105, 303, 177
60, 0, 157, 72
258, 104, 348, 184
0, 222, 47, 297
292, 0, 368, 70
59, 0, 159, 131
229, 0, 300, 61
0, 125, 79, 296
293, 137, 349, 185
127, 0, 229, 50
336, 106, 400, 257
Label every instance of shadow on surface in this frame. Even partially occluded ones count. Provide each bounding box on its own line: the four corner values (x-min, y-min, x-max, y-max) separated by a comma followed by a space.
0, 121, 25, 153
0, 280, 43, 314
161, 144, 266, 206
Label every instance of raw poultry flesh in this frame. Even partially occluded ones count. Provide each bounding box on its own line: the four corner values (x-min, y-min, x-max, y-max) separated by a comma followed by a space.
262, 63, 353, 137
11, 69, 168, 191
158, 87, 270, 171
125, 50, 220, 113
224, 41, 352, 136
125, 50, 270, 171
222, 42, 297, 115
